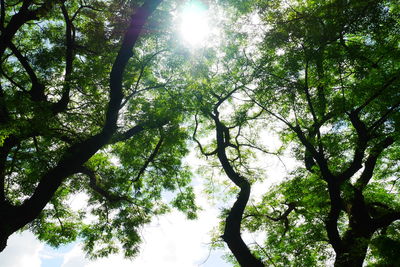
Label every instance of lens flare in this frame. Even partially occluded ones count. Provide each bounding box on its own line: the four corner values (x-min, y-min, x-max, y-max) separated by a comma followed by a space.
180, 1, 209, 46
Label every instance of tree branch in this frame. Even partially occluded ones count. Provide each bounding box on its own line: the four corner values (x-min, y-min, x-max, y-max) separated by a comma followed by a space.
0, 84, 9, 123
338, 111, 369, 182
0, 137, 18, 202
131, 135, 163, 183
325, 181, 345, 254
106, 0, 163, 135
0, 0, 4, 30
0, 67, 25, 92
355, 136, 394, 190
368, 101, 400, 133
372, 211, 400, 231
78, 166, 130, 203
0, 0, 56, 57
245, 202, 296, 235
303, 59, 318, 124
292, 125, 332, 179
7, 42, 46, 101
110, 125, 145, 143
52, 2, 75, 114
193, 113, 218, 156
354, 73, 400, 114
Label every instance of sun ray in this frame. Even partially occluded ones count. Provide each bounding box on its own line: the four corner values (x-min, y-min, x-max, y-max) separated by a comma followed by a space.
179, 1, 209, 46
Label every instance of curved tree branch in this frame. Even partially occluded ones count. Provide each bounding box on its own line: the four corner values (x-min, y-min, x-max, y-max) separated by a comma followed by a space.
0, 0, 56, 57
131, 135, 164, 183
7, 42, 46, 101
78, 166, 130, 203
52, 2, 75, 114
212, 110, 264, 267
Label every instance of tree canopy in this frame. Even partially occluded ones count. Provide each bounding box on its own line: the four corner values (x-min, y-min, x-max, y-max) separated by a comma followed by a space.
1, 0, 400, 266
189, 0, 400, 266
0, 0, 198, 258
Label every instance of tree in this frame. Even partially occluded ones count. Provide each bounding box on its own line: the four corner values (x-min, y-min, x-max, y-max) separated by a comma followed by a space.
198, 0, 400, 266
188, 26, 268, 266
2, 0, 399, 265
0, 0, 197, 257
188, 0, 400, 266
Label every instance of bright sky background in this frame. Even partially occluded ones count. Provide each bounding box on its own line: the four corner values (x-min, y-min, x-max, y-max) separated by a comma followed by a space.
0, 178, 231, 267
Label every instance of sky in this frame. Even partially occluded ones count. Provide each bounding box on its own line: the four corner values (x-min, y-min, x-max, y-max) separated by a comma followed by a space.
0, 191, 231, 267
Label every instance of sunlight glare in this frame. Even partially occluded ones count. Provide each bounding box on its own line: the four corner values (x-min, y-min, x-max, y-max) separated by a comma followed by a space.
180, 1, 209, 46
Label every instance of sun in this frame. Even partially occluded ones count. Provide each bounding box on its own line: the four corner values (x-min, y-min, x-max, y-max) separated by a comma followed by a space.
179, 1, 209, 46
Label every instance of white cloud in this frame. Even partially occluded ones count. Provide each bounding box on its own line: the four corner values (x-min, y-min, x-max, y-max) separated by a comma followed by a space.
0, 232, 43, 267
60, 244, 88, 267
129, 209, 217, 267
58, 189, 224, 267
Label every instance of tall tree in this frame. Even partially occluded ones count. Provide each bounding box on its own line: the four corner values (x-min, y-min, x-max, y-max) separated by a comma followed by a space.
0, 0, 197, 257
2, 0, 399, 265
232, 0, 400, 266
188, 30, 267, 265
192, 0, 400, 266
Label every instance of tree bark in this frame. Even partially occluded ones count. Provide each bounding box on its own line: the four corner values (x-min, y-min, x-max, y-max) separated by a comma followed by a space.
334, 234, 371, 267
222, 182, 265, 267
330, 185, 374, 266
213, 115, 264, 267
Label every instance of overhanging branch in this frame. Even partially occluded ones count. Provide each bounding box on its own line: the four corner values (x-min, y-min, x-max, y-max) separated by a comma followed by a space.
78, 166, 130, 203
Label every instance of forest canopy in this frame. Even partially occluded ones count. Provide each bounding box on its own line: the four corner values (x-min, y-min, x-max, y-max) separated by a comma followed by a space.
0, 0, 399, 266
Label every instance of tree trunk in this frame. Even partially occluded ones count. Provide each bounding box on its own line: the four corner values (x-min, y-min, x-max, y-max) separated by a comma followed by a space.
222, 182, 265, 267
0, 229, 7, 252
334, 248, 369, 267
334, 225, 372, 267
213, 117, 264, 267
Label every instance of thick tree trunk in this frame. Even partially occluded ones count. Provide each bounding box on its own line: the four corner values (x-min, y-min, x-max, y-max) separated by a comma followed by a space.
333, 202, 373, 267
335, 251, 368, 267
334, 236, 370, 267
0, 201, 17, 253
222, 182, 265, 267
0, 231, 8, 252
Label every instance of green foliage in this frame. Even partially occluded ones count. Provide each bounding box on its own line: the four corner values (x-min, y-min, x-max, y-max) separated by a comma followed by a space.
241, 172, 332, 266
0, 0, 199, 259
30, 187, 82, 247
2, 0, 400, 265
190, 0, 400, 266
368, 224, 400, 266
